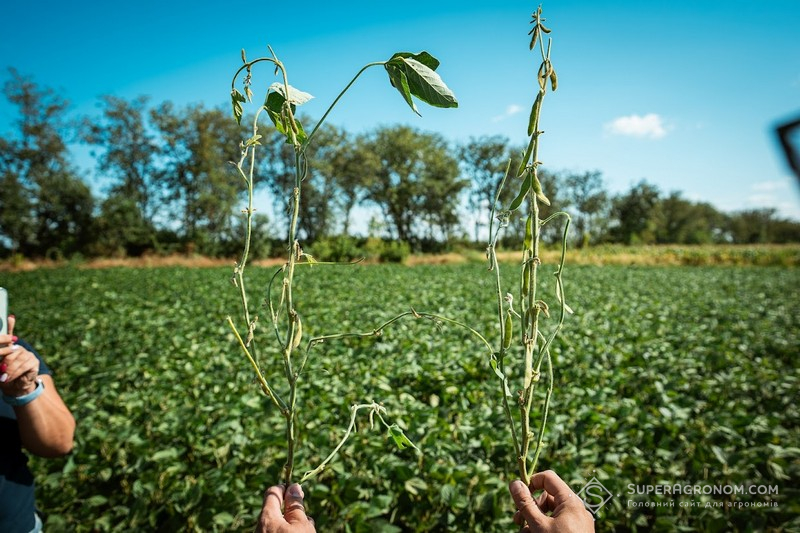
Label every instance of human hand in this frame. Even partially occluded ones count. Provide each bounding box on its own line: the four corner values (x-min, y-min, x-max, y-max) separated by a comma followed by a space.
509, 470, 595, 533
0, 315, 40, 397
256, 483, 316, 533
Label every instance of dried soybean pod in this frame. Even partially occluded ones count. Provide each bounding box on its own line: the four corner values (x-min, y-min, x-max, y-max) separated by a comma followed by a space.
503, 310, 514, 349
537, 62, 549, 89
550, 69, 558, 92
292, 316, 303, 349
529, 26, 539, 50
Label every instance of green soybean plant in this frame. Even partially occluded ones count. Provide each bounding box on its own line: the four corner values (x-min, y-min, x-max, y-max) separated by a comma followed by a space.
225, 46, 459, 485
484, 6, 571, 484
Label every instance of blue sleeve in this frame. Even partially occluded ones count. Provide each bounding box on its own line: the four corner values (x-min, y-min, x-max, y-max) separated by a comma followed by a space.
15, 339, 51, 376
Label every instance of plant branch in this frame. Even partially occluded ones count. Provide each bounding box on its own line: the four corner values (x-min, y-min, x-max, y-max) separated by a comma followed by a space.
226, 316, 286, 413
299, 402, 393, 483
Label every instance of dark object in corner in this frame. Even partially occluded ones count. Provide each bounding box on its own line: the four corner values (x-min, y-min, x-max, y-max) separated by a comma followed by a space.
776, 115, 800, 179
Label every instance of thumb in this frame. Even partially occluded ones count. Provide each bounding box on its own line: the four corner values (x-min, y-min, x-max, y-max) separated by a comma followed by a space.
6, 315, 15, 337
510, 480, 550, 531
283, 483, 308, 523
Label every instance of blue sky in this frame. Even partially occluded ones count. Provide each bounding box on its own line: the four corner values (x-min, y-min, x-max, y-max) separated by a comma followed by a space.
2, 0, 799, 221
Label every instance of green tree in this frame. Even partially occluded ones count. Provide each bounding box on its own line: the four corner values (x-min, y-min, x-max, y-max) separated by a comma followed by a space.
362, 125, 465, 246
331, 133, 380, 236
262, 122, 347, 243
0, 171, 34, 255
82, 96, 160, 243
89, 195, 154, 257
459, 135, 518, 241
82, 95, 161, 255
657, 192, 726, 244
0, 69, 94, 258
561, 170, 609, 247
151, 102, 246, 255
726, 208, 800, 244
609, 180, 662, 244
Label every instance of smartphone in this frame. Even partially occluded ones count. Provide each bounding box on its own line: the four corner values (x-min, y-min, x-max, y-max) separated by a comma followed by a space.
0, 287, 7, 335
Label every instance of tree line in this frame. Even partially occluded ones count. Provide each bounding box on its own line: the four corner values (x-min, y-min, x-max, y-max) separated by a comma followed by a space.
1, 69, 798, 260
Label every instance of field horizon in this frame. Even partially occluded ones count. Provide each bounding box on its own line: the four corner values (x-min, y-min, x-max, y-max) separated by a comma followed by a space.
1, 243, 799, 272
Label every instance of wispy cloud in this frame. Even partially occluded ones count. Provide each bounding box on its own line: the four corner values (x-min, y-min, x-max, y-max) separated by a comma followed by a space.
751, 180, 788, 192
747, 177, 800, 219
605, 113, 667, 139
492, 104, 524, 123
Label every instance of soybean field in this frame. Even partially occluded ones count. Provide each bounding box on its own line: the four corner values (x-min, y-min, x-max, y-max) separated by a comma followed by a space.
4, 263, 799, 532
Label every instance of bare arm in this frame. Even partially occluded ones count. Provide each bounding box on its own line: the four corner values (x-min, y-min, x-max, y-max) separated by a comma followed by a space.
11, 374, 75, 457
1, 316, 75, 457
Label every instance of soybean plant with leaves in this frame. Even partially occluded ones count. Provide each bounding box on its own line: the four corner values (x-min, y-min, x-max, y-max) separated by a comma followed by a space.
225, 46, 462, 485
483, 6, 572, 484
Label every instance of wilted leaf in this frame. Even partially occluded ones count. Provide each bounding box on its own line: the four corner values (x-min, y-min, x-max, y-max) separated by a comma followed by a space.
231, 89, 246, 124
385, 65, 417, 115
264, 90, 308, 145
267, 82, 314, 106
384, 52, 457, 115
387, 423, 419, 452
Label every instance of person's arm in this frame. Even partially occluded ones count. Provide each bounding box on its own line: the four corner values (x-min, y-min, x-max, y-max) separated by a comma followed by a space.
11, 373, 75, 457
1, 316, 75, 457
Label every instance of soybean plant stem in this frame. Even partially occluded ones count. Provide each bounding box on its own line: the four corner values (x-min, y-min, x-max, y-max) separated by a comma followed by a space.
226, 316, 286, 413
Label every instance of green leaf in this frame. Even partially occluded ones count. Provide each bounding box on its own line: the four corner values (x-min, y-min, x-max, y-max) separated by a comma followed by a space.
264, 90, 308, 145
387, 423, 419, 452
213, 512, 235, 526
404, 477, 429, 496
509, 170, 532, 212
489, 355, 513, 397
243, 134, 262, 148
230, 89, 246, 125
388, 51, 440, 71
385, 65, 418, 116
384, 52, 458, 115
87, 495, 108, 507
264, 91, 286, 128
710, 445, 727, 465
